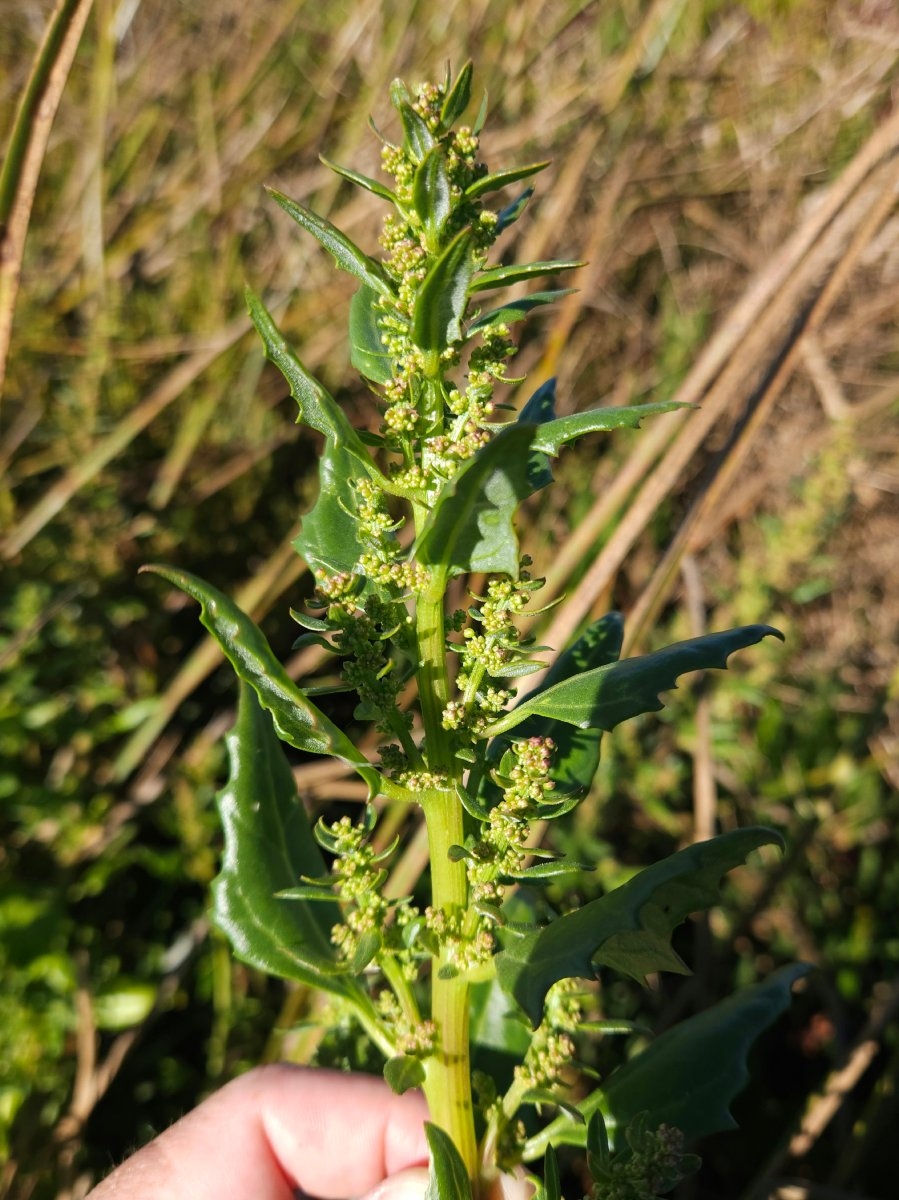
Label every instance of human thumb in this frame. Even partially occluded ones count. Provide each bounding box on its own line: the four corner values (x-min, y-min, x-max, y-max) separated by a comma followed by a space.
360, 1165, 430, 1199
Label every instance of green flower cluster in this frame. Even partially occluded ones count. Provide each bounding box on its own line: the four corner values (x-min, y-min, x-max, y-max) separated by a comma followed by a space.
318, 810, 427, 982
514, 978, 581, 1093
444, 569, 546, 737
585, 1113, 701, 1200
466, 736, 557, 906
369, 81, 517, 497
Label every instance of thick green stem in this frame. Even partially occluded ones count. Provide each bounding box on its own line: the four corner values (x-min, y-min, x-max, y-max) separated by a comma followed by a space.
415, 582, 479, 1190
416, 575, 452, 773
422, 787, 478, 1190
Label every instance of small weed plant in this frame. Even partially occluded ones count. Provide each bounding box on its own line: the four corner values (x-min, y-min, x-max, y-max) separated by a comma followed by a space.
146, 65, 808, 1198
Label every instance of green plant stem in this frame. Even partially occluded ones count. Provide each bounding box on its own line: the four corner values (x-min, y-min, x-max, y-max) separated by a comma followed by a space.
423, 787, 478, 1189
381, 953, 421, 1027
415, 576, 452, 773
415, 582, 479, 1188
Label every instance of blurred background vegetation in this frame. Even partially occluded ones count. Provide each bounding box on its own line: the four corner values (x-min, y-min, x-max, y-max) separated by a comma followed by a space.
1, 1, 898, 1197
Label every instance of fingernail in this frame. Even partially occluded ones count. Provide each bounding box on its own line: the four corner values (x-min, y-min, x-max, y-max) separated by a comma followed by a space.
362, 1165, 429, 1199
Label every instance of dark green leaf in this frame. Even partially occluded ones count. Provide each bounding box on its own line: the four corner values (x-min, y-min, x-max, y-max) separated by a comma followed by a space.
384, 1054, 427, 1095
351, 928, 382, 972
514, 377, 557, 493
521, 1089, 585, 1123
412, 228, 476, 354
542, 1145, 562, 1200
266, 187, 392, 294
398, 101, 435, 162
210, 686, 358, 997
469, 977, 532, 1058
275, 883, 340, 902
496, 827, 783, 1025
586, 1110, 611, 1170
290, 609, 331, 632
416, 424, 540, 581
496, 186, 534, 233
468, 290, 574, 334
485, 626, 785, 738
581, 964, 813, 1143
246, 288, 385, 482
294, 440, 366, 576
141, 566, 381, 796
350, 284, 394, 384
320, 154, 396, 202
465, 161, 550, 200
425, 1123, 473, 1200
414, 148, 452, 246
505, 859, 592, 883
439, 60, 473, 130
472, 90, 488, 134
390, 78, 411, 107
490, 660, 545, 678
531, 401, 685, 456
577, 1018, 649, 1036
470, 259, 585, 293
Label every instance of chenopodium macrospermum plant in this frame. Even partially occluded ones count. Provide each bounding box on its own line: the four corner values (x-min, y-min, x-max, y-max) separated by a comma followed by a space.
146, 64, 810, 1200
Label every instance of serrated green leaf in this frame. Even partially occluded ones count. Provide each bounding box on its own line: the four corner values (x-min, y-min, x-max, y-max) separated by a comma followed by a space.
266, 187, 392, 294
496, 827, 783, 1025
470, 259, 585, 293
398, 101, 435, 162
439, 60, 473, 130
412, 228, 475, 354
414, 148, 452, 246
531, 401, 685, 456
484, 625, 784, 739
465, 160, 550, 199
246, 288, 384, 478
320, 154, 396, 202
580, 964, 813, 1143
468, 290, 574, 334
425, 1123, 473, 1200
384, 1054, 427, 1095
141, 565, 381, 796
416, 424, 540, 581
210, 685, 360, 998
349, 284, 394, 384
294, 440, 366, 576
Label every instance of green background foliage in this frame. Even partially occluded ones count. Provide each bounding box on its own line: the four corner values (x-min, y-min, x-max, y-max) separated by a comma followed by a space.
2, 2, 898, 1197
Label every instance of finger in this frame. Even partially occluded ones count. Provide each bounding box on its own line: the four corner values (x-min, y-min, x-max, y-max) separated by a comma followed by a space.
360, 1165, 429, 1199
87, 1065, 429, 1200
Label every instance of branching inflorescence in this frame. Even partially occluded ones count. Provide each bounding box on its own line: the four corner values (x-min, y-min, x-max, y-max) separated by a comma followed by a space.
146, 62, 807, 1200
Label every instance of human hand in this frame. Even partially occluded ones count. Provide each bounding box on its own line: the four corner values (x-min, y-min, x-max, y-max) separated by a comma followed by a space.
86, 1065, 427, 1200
85, 1065, 532, 1199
